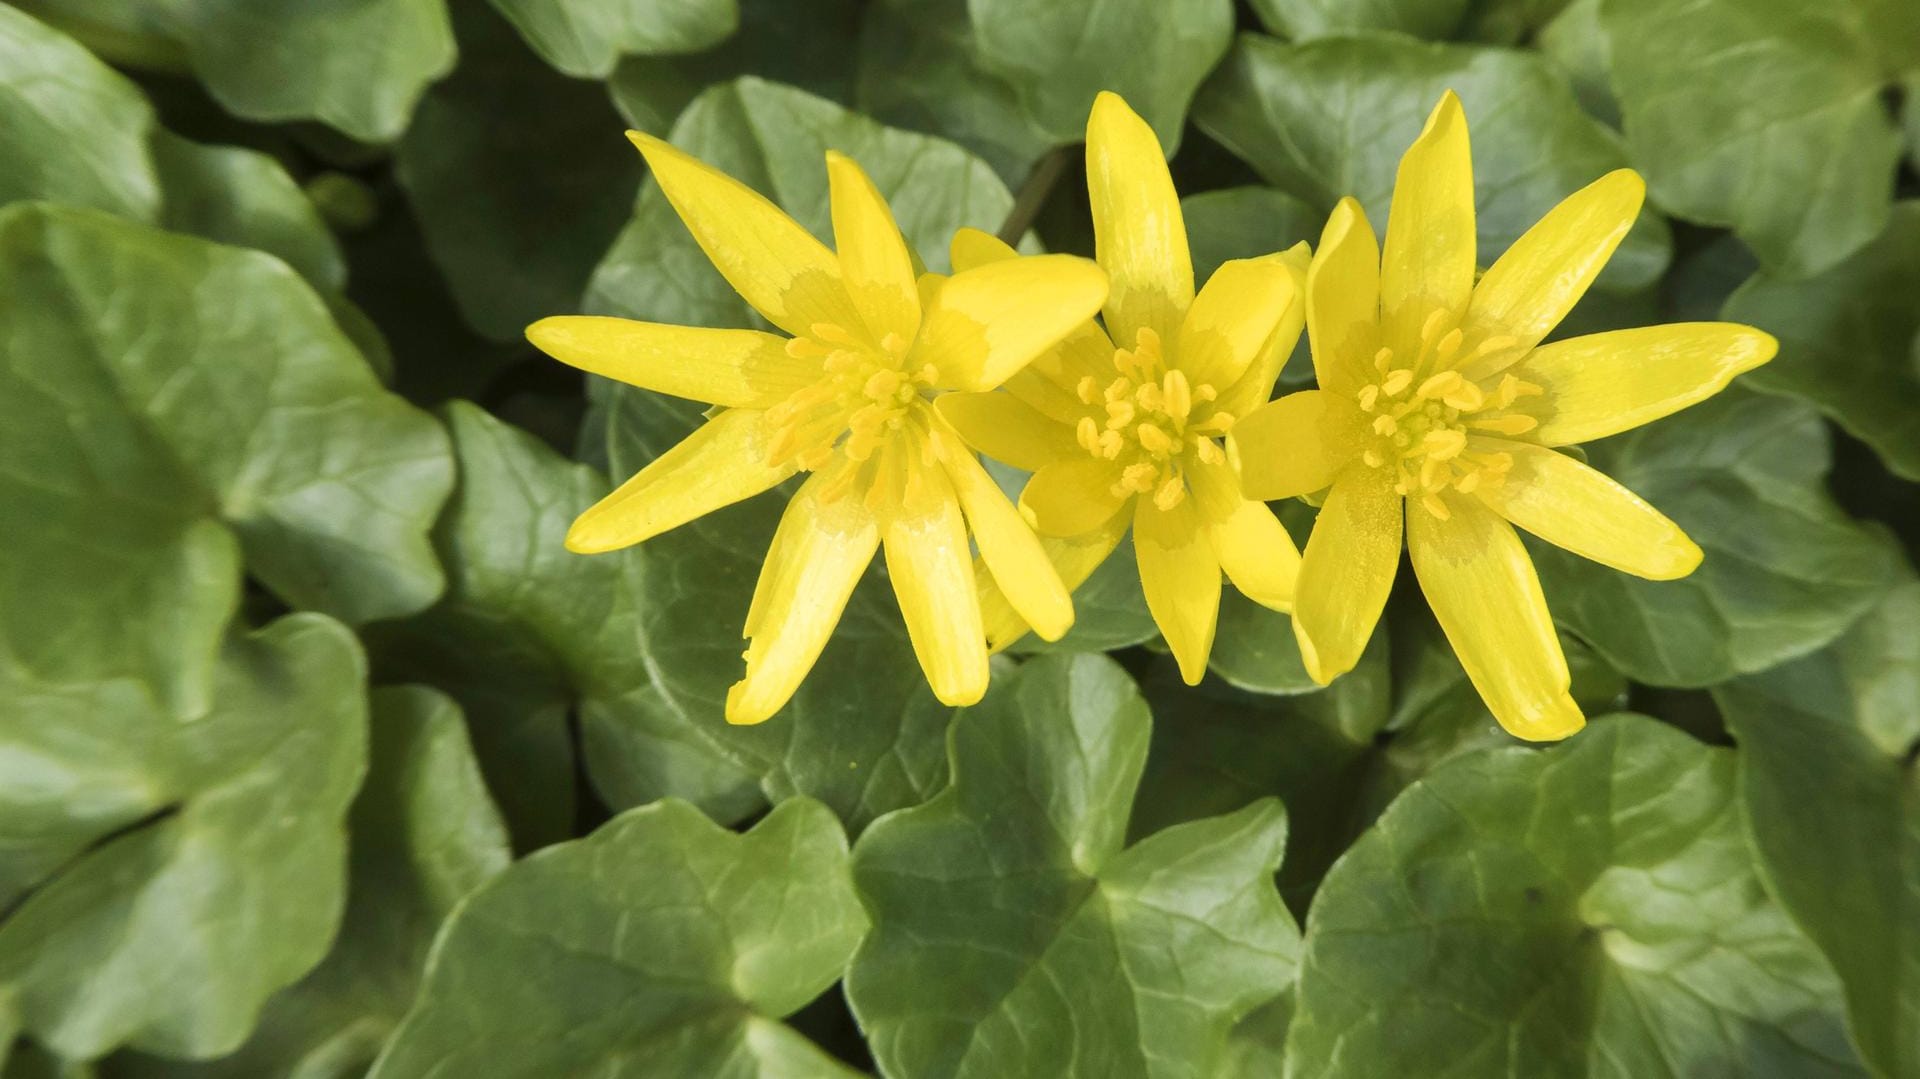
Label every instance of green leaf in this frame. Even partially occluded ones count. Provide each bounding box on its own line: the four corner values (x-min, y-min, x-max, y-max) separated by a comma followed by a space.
0, 204, 452, 652
1714, 574, 1920, 1077
1527, 389, 1902, 686
1598, 0, 1914, 276
14, 0, 456, 142
0, 6, 342, 289
1247, 0, 1471, 41
108, 686, 511, 1078
487, 0, 737, 77
847, 653, 1298, 1079
1193, 32, 1672, 291
1287, 714, 1864, 1076
396, 3, 641, 341
368, 798, 867, 1079
1724, 201, 1920, 482
0, 615, 368, 1061
1181, 186, 1320, 284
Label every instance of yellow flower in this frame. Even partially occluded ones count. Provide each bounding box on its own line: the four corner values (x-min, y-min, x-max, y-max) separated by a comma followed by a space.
1232, 92, 1776, 741
936, 92, 1308, 684
528, 133, 1107, 724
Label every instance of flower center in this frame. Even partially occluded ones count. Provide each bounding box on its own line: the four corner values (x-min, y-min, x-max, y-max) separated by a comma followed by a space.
1359, 312, 1543, 520
1072, 326, 1231, 512
763, 322, 940, 471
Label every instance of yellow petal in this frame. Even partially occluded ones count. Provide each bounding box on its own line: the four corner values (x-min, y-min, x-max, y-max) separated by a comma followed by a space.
1292, 466, 1400, 684
826, 151, 920, 346
932, 425, 1073, 641
1215, 244, 1312, 419
627, 130, 860, 339
1473, 438, 1701, 580
1306, 198, 1383, 397
1184, 452, 1246, 526
1174, 257, 1296, 392
1086, 90, 1193, 347
1135, 496, 1220, 685
1381, 91, 1476, 358
912, 255, 1109, 391
527, 316, 817, 409
1209, 499, 1301, 613
1231, 390, 1366, 501
884, 470, 989, 707
727, 462, 878, 725
1407, 495, 1584, 741
1019, 457, 1129, 537
934, 391, 1080, 471
979, 519, 1128, 651
1462, 169, 1644, 354
567, 409, 793, 553
1516, 323, 1778, 445
950, 226, 1017, 272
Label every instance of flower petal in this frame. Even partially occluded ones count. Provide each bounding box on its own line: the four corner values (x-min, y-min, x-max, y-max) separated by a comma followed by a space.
1380, 91, 1476, 357
912, 255, 1108, 391
527, 317, 817, 408
1474, 438, 1701, 580
1231, 389, 1366, 501
1407, 495, 1584, 741
1292, 466, 1400, 684
1174, 256, 1295, 392
1135, 496, 1220, 685
1515, 323, 1777, 445
950, 226, 1016, 272
1087, 90, 1193, 347
727, 462, 878, 725
978, 520, 1127, 651
933, 425, 1073, 641
1209, 499, 1301, 613
1215, 244, 1312, 419
1462, 169, 1644, 356
884, 469, 989, 707
627, 130, 860, 339
1306, 198, 1383, 397
827, 151, 920, 346
566, 409, 794, 553
934, 391, 1080, 471
1019, 457, 1129, 538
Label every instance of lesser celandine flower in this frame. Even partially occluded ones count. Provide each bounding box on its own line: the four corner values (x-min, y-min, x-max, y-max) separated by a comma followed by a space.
529, 133, 1107, 724
1232, 92, 1775, 741
936, 92, 1307, 683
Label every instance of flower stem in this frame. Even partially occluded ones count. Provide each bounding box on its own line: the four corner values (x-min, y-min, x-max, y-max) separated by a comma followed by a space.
996, 145, 1073, 246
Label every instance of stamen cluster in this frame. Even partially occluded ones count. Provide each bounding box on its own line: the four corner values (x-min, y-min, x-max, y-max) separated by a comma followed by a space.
764, 322, 940, 472
1071, 327, 1234, 511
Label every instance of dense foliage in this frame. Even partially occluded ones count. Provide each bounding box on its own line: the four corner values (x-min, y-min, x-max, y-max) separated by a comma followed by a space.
1, 0, 1916, 1076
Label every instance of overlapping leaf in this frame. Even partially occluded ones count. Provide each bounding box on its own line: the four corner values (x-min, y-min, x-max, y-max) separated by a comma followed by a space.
487, 0, 737, 78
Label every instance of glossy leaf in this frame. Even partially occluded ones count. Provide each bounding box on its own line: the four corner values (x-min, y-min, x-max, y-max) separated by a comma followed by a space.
487, 0, 738, 78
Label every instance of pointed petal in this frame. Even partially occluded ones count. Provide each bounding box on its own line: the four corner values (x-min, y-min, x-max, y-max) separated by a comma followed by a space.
934, 391, 1080, 471
1019, 457, 1129, 538
884, 471, 989, 707
913, 255, 1108, 391
1087, 91, 1193, 347
1231, 389, 1366, 501
1135, 496, 1220, 685
528, 317, 817, 408
1215, 244, 1312, 418
979, 519, 1127, 651
567, 409, 793, 553
934, 426, 1073, 641
1407, 496, 1584, 741
727, 463, 878, 724
1463, 169, 1644, 354
950, 226, 1017, 272
826, 151, 921, 346
1474, 439, 1701, 580
1516, 323, 1777, 445
1306, 198, 1383, 397
1175, 257, 1296, 392
1292, 466, 1400, 683
627, 130, 860, 339
1381, 91, 1476, 356
1209, 499, 1301, 613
